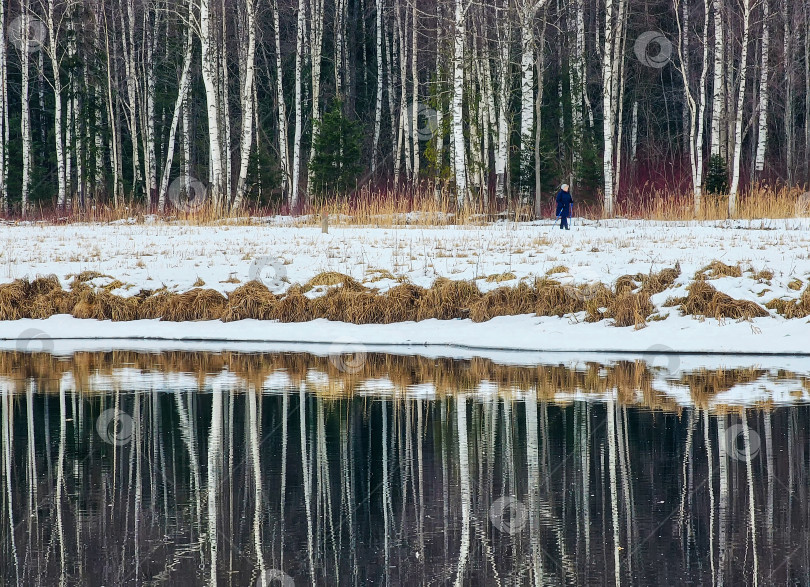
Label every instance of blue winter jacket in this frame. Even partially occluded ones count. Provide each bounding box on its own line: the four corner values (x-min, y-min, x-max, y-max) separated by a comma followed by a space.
555, 190, 573, 218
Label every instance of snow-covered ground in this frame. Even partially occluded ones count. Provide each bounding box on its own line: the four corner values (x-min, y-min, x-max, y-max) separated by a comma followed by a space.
1, 217, 809, 356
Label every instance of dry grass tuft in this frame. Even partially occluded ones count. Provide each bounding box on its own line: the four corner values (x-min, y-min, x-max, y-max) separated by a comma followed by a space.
607, 291, 655, 327
678, 281, 769, 320
485, 272, 517, 283
222, 281, 278, 321
788, 278, 803, 291
416, 278, 481, 320
749, 269, 774, 283
162, 288, 228, 321
470, 282, 537, 322
72, 289, 139, 321
694, 261, 742, 280
137, 289, 176, 319
545, 265, 569, 276
615, 274, 644, 295
269, 287, 313, 322
765, 285, 810, 319
640, 264, 681, 295
382, 283, 426, 322
535, 280, 585, 316
305, 272, 365, 291
0, 279, 33, 320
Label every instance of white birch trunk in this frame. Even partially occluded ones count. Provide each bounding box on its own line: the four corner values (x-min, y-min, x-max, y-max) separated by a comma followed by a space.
121, 0, 142, 199
709, 0, 724, 157
782, 0, 794, 185
495, 3, 511, 201
754, 0, 769, 174
451, 0, 468, 207
20, 3, 31, 214
290, 0, 305, 208
0, 0, 5, 213
676, 0, 710, 212
234, 0, 257, 208
307, 0, 325, 191
157, 7, 194, 210
602, 0, 617, 216
145, 21, 157, 206
220, 1, 232, 200
200, 0, 224, 206
411, 0, 419, 181
372, 0, 384, 174
728, 0, 752, 213
519, 3, 536, 197
272, 0, 290, 198
48, 0, 66, 209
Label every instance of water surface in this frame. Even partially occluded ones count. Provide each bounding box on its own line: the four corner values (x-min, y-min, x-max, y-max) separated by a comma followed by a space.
1, 350, 808, 585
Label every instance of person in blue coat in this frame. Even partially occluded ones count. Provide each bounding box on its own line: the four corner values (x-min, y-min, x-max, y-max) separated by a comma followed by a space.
555, 184, 573, 230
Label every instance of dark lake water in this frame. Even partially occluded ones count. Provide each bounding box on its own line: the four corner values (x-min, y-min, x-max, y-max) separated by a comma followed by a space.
1, 349, 809, 586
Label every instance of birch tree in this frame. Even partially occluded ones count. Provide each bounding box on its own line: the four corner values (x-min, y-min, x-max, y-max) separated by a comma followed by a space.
728, 0, 752, 214
200, 0, 224, 206
675, 0, 710, 212
754, 0, 770, 176
233, 0, 257, 208
451, 0, 468, 207
709, 0, 724, 158
20, 1, 32, 214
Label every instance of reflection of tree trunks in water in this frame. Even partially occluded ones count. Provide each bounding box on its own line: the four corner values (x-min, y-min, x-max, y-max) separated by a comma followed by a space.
440, 398, 449, 562
502, 399, 515, 499
280, 390, 288, 568
763, 412, 773, 548
248, 386, 266, 584
679, 409, 697, 534
617, 404, 635, 577
416, 399, 425, 562
175, 391, 202, 541
299, 384, 315, 586
26, 381, 39, 555
742, 412, 759, 585
339, 409, 357, 580
2, 384, 19, 584
717, 416, 728, 586
55, 380, 67, 583
576, 402, 591, 558
703, 410, 716, 584
525, 397, 544, 585
207, 386, 223, 586
381, 398, 391, 585
316, 398, 337, 574
607, 397, 622, 585
455, 396, 470, 586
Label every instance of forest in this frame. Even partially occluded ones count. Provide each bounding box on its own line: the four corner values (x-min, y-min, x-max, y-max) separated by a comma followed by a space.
0, 0, 808, 216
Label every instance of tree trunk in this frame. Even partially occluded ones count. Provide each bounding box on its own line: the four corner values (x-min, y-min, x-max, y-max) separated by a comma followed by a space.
20, 2, 31, 214
290, 0, 305, 208
729, 0, 752, 214
451, 0, 468, 207
200, 0, 224, 207
709, 0, 724, 157
271, 0, 290, 199
234, 0, 257, 208
754, 0, 769, 175
372, 0, 384, 174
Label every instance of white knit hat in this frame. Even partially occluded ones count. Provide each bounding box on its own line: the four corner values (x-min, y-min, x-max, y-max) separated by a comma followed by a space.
561, 183, 569, 191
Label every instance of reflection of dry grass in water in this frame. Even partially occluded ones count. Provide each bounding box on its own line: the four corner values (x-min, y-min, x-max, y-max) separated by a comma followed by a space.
1, 350, 800, 413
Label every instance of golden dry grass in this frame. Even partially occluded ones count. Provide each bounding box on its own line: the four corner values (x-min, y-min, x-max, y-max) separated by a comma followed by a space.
676, 281, 769, 320
0, 263, 785, 326
765, 285, 810, 319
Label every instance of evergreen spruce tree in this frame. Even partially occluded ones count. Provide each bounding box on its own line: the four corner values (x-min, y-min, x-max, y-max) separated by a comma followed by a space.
705, 154, 729, 195
309, 100, 363, 197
